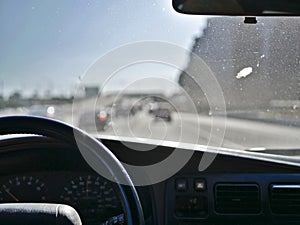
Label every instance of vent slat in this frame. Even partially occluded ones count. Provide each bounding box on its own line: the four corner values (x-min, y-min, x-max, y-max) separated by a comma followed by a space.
217, 198, 258, 200
217, 194, 259, 198
270, 184, 300, 215
271, 193, 300, 196
215, 184, 260, 214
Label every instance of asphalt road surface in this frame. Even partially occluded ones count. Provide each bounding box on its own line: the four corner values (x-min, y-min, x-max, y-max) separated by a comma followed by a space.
92, 110, 300, 150
1, 105, 300, 150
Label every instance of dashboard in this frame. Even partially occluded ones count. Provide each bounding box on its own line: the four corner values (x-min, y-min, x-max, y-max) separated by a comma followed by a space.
1, 136, 300, 225
103, 138, 300, 225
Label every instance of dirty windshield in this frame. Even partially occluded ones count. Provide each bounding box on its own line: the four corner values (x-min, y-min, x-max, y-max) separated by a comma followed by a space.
1, 0, 300, 151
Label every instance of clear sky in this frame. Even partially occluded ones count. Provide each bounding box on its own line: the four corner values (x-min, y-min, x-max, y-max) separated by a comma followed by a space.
0, 0, 207, 98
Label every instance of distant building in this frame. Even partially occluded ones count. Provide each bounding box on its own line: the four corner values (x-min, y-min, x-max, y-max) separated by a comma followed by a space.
84, 86, 99, 97
179, 17, 300, 112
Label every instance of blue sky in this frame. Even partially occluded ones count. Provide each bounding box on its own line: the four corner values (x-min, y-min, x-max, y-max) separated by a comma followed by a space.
0, 0, 207, 97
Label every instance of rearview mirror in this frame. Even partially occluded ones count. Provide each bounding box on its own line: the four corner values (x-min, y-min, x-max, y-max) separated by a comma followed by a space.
172, 0, 300, 16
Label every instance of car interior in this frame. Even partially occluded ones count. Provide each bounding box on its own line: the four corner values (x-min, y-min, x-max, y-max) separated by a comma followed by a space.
1, 0, 300, 225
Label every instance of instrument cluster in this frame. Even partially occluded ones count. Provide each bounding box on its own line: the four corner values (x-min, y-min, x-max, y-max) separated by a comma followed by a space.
0, 172, 122, 224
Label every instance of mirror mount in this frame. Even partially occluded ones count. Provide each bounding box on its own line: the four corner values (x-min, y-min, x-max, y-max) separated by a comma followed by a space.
244, 17, 257, 24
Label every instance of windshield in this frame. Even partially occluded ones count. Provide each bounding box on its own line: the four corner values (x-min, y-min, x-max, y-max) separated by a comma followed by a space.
1, 0, 300, 151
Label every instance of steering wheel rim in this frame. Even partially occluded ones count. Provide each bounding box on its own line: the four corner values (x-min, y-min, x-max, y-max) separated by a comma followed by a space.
0, 115, 144, 225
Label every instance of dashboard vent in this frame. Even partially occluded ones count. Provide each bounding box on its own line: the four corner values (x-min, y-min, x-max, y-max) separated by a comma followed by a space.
215, 183, 260, 214
270, 184, 300, 214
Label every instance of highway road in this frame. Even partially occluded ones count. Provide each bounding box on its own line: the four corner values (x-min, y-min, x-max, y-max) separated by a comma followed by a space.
92, 110, 300, 150
1, 104, 300, 151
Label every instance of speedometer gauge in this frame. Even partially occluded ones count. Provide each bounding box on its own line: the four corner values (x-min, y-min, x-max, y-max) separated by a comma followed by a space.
0, 176, 48, 202
60, 175, 121, 224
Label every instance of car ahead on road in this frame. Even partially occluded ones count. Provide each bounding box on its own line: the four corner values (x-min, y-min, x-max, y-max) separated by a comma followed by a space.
78, 110, 110, 132
154, 107, 171, 122
151, 107, 172, 122
2, 1, 300, 225
95, 110, 110, 131
148, 102, 173, 122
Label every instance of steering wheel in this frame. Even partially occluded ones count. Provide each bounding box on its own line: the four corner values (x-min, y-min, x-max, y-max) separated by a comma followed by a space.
0, 116, 144, 225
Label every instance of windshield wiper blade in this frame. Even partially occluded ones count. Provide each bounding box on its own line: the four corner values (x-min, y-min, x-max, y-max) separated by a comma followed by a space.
245, 147, 300, 156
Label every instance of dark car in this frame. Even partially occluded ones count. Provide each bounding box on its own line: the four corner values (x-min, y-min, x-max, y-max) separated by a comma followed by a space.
153, 107, 172, 122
